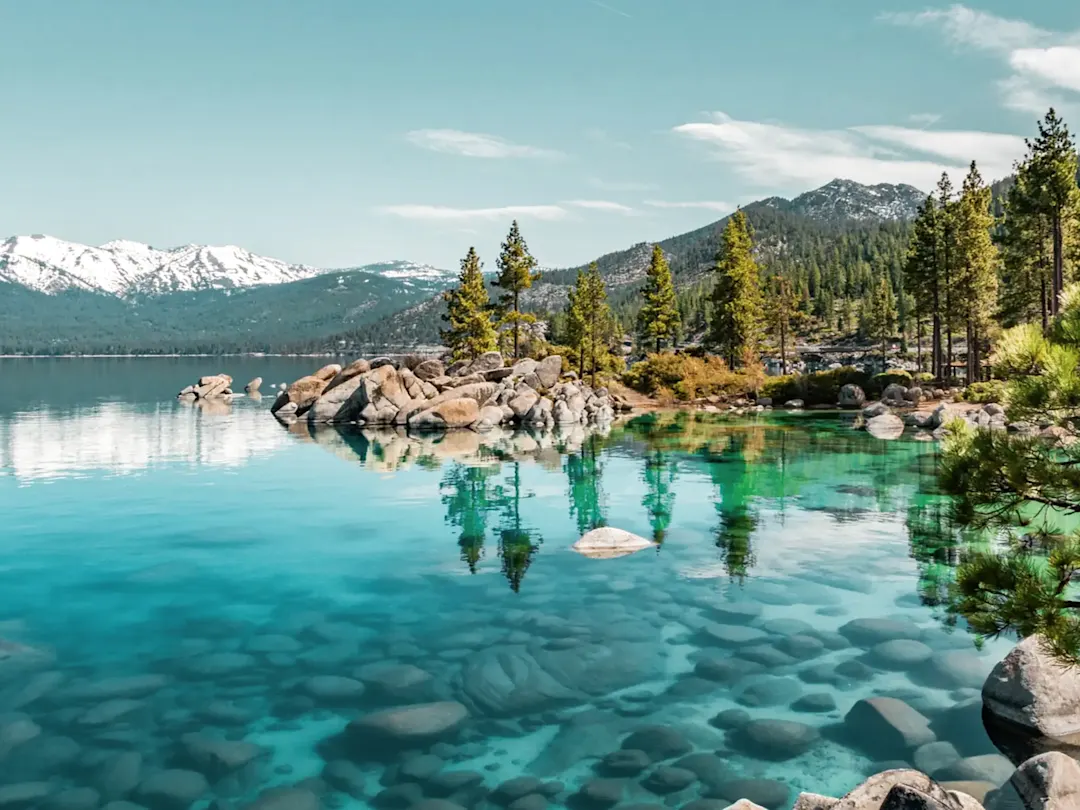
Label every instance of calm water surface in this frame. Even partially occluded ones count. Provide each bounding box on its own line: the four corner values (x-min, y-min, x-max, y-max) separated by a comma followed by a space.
0, 358, 1012, 809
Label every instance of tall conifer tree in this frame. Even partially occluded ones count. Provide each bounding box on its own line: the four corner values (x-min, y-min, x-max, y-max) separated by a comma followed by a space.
566, 263, 614, 386
441, 247, 497, 361
1026, 108, 1080, 313
494, 221, 541, 359
955, 161, 999, 382
638, 244, 680, 353
708, 211, 763, 369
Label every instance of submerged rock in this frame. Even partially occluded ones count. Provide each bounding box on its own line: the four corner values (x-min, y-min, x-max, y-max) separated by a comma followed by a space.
571, 528, 656, 559
346, 701, 469, 755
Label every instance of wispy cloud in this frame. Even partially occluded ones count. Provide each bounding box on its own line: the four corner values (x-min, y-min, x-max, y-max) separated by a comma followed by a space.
880, 5, 1080, 116
879, 5, 1049, 53
405, 129, 564, 159
588, 178, 657, 192
379, 204, 567, 222
673, 112, 1023, 190
908, 112, 942, 127
563, 199, 637, 214
644, 200, 732, 213
588, 0, 631, 19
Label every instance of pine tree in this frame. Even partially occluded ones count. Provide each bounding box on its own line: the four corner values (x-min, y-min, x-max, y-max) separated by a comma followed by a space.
999, 167, 1054, 330
708, 211, 763, 369
763, 275, 802, 375
567, 263, 614, 386
638, 244, 680, 353
954, 161, 999, 383
1025, 108, 1080, 314
441, 247, 497, 361
862, 274, 897, 371
494, 221, 541, 359
937, 173, 960, 384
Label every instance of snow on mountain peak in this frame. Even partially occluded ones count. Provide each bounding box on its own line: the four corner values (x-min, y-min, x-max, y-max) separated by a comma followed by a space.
0, 234, 322, 297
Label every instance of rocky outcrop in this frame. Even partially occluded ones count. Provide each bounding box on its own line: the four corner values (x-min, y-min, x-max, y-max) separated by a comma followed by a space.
271, 375, 327, 417
244, 377, 262, 394
276, 354, 618, 433
982, 635, 1080, 742
177, 374, 233, 401
985, 751, 1080, 810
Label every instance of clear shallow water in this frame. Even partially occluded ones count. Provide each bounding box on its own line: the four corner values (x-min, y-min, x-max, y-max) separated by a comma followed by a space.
0, 359, 1014, 810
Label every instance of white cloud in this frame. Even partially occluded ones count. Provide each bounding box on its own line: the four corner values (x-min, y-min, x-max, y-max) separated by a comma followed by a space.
908, 113, 942, 127
405, 129, 563, 159
673, 112, 1023, 190
851, 125, 1024, 173
1010, 47, 1080, 94
563, 199, 636, 214
881, 5, 1079, 117
644, 200, 732, 213
879, 5, 1048, 53
379, 204, 567, 222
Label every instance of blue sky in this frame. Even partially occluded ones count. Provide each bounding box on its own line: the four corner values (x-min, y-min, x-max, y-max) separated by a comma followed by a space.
1, 1, 1078, 270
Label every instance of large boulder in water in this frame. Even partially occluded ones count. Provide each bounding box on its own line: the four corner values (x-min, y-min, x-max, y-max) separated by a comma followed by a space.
272, 376, 328, 417
456, 640, 662, 718
838, 384, 866, 408
326, 359, 371, 392
455, 647, 580, 717
346, 702, 468, 756
409, 398, 479, 431
982, 635, 1080, 742
866, 413, 905, 440
572, 528, 656, 559
983, 751, 1080, 810
307, 376, 366, 424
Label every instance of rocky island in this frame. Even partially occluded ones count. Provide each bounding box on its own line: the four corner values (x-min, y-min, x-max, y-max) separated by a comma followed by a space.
268, 352, 626, 432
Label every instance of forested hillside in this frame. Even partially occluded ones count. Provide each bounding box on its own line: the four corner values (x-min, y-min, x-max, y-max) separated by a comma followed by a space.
0, 269, 450, 354
337, 201, 914, 351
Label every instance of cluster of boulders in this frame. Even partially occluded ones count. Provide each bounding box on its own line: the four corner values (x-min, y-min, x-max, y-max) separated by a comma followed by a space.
270, 352, 627, 432
176, 374, 235, 401
779, 754, 1080, 810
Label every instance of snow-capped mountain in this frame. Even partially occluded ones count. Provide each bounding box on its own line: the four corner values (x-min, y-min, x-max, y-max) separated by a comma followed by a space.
0, 234, 321, 297
349, 260, 456, 282
781, 179, 926, 224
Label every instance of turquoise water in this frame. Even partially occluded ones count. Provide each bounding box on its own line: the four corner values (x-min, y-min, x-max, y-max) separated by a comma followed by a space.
0, 359, 1013, 810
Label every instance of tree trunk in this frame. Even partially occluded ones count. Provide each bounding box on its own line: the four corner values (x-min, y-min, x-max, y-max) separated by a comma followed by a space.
916, 316, 923, 374
655, 336, 660, 354
1041, 271, 1049, 333
932, 280, 941, 381
1053, 212, 1064, 316
512, 291, 520, 359
780, 318, 787, 376
965, 320, 974, 386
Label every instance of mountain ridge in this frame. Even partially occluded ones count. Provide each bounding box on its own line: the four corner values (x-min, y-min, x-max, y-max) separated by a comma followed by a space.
0, 178, 925, 354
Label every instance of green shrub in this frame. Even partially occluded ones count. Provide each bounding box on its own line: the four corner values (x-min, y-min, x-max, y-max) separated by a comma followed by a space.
962, 380, 1007, 404
761, 367, 872, 406
915, 372, 935, 385
623, 353, 761, 401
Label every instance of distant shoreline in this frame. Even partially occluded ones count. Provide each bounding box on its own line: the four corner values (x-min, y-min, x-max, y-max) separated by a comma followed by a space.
0, 350, 439, 359
0, 353, 347, 359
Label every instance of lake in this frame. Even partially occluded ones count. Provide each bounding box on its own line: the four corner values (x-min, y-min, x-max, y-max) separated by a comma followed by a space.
0, 358, 1014, 810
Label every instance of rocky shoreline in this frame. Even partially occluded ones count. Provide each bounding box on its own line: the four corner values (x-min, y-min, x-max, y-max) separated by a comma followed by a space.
265, 352, 629, 432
